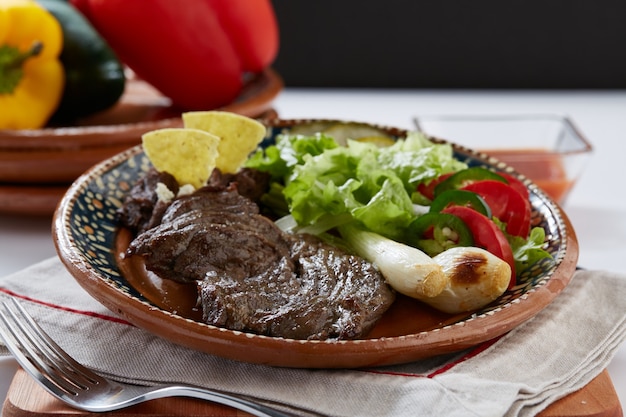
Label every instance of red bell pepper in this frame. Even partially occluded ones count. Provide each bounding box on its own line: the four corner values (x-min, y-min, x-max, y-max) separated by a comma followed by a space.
71, 0, 279, 110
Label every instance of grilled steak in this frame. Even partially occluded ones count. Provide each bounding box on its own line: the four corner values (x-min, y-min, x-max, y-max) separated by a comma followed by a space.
122, 179, 395, 340
117, 169, 179, 234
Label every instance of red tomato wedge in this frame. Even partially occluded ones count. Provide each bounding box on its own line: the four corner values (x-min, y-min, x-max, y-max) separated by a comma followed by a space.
499, 172, 530, 200
442, 205, 516, 288
417, 173, 453, 201
461, 180, 531, 238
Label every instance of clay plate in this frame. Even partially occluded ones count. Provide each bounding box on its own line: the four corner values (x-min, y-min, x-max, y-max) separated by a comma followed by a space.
53, 119, 579, 369
0, 184, 69, 217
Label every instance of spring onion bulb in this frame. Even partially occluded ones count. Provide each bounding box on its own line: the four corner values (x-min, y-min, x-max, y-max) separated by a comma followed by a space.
425, 246, 510, 313
338, 223, 446, 299
338, 223, 510, 313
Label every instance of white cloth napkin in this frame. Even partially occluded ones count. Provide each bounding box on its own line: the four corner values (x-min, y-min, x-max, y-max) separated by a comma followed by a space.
1, 257, 625, 417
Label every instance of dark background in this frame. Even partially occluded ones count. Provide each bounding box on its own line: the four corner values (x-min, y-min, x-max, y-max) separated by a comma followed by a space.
270, 1, 626, 89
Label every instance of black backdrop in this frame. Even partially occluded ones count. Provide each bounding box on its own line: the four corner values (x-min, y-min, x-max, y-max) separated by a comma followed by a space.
270, 1, 626, 89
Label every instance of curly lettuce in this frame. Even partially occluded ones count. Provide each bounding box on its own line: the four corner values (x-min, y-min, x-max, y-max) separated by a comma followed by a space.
246, 131, 466, 240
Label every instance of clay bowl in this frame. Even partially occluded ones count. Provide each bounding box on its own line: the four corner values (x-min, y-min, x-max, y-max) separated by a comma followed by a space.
53, 118, 579, 369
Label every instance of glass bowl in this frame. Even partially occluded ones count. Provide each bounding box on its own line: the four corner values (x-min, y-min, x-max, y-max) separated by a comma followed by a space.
413, 114, 593, 205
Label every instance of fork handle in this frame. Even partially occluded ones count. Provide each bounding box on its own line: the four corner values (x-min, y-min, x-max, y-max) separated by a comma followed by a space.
142, 385, 316, 417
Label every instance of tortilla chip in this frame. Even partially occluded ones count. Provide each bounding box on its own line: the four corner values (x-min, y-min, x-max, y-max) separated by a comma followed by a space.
142, 128, 220, 189
182, 111, 266, 174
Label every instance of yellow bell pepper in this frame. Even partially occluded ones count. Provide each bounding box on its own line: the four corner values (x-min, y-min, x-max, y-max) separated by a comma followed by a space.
0, 0, 64, 129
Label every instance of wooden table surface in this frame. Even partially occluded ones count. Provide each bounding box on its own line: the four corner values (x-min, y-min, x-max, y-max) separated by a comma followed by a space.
3, 368, 622, 417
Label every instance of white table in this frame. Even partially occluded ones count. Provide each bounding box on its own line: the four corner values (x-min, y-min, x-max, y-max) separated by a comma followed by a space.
1, 88, 626, 410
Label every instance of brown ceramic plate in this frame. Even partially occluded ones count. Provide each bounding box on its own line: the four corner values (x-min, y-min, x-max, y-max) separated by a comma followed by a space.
53, 119, 579, 369
0, 184, 68, 217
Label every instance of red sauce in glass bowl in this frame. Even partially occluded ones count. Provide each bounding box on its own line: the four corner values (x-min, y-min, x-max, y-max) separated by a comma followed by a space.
483, 149, 574, 204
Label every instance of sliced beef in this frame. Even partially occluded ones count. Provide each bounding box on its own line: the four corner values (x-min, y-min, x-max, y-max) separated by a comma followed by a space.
129, 211, 291, 285
195, 231, 394, 340
117, 168, 179, 234
118, 167, 270, 234
207, 167, 271, 204
280, 234, 396, 339
160, 184, 260, 225
125, 185, 395, 340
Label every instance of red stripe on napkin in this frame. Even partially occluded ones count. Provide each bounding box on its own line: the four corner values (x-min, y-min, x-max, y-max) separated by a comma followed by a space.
362, 336, 501, 378
426, 337, 500, 377
0, 288, 133, 326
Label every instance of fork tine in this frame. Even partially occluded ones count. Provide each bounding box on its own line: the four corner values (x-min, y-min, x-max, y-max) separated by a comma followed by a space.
3, 299, 99, 380
0, 298, 104, 395
0, 300, 75, 396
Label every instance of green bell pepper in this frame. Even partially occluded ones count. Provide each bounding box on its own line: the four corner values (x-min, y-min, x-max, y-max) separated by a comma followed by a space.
37, 0, 126, 123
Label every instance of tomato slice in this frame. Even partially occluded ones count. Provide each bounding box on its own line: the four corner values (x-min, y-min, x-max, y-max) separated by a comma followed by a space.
442, 205, 516, 288
498, 172, 530, 200
461, 180, 531, 238
416, 173, 453, 201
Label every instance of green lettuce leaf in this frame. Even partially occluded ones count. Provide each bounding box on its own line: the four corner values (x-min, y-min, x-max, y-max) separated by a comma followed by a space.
251, 131, 466, 240
245, 133, 338, 180
509, 226, 554, 273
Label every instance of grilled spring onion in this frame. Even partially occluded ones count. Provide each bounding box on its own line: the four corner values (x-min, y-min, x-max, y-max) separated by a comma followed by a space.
427, 246, 510, 313
337, 223, 447, 299
337, 223, 510, 313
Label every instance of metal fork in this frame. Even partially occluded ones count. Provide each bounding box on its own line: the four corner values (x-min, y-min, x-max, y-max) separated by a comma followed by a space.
0, 298, 317, 416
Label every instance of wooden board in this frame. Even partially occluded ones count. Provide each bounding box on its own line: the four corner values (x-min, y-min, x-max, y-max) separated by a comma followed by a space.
2, 368, 622, 417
